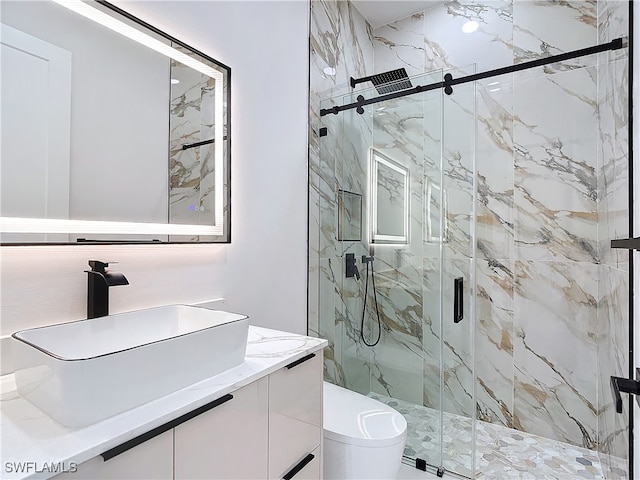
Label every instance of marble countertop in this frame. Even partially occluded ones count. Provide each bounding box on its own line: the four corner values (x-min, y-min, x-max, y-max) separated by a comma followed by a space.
0, 326, 327, 480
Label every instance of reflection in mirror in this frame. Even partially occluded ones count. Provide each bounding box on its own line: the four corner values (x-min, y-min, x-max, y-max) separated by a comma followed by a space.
369, 149, 409, 245
0, 0, 230, 244
338, 190, 362, 242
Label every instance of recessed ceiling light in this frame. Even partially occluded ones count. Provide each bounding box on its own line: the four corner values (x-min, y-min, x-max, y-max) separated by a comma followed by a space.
323, 67, 336, 76
171, 78, 180, 85
462, 21, 479, 33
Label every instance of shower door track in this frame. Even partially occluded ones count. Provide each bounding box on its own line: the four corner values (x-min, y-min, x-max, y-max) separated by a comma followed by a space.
319, 37, 625, 117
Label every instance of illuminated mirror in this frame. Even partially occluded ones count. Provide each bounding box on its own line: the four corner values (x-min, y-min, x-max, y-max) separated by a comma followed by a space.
0, 0, 230, 244
369, 149, 409, 244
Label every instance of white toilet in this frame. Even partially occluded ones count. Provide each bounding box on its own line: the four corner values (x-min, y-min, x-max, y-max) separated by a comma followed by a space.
323, 381, 408, 479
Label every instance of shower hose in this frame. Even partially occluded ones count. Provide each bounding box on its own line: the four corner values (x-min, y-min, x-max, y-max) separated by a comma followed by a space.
360, 256, 382, 347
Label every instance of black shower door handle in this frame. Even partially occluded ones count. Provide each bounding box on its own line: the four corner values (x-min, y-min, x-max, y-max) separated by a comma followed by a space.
454, 277, 463, 323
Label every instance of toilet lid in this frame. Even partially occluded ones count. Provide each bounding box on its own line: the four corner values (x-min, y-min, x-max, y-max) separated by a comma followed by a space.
323, 382, 407, 447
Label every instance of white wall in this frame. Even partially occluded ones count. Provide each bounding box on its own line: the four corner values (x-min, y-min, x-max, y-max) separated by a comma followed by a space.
0, 1, 310, 338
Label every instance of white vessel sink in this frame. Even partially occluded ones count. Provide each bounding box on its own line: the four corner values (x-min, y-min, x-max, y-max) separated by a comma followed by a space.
11, 305, 249, 428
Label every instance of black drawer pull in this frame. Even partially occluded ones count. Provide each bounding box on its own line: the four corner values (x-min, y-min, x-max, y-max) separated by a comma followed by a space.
283, 453, 315, 480
101, 393, 233, 461
286, 353, 315, 370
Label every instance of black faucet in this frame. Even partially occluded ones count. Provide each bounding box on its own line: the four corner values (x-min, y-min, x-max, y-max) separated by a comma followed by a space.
85, 260, 129, 319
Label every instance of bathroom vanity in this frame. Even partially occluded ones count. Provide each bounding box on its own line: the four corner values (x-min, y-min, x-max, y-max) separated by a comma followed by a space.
1, 326, 326, 480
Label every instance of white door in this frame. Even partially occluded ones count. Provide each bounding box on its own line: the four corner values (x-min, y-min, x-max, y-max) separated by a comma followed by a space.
1, 24, 71, 242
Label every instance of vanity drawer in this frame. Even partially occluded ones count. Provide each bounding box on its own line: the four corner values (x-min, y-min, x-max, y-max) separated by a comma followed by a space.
53, 430, 173, 480
281, 446, 320, 480
268, 352, 322, 479
174, 377, 268, 479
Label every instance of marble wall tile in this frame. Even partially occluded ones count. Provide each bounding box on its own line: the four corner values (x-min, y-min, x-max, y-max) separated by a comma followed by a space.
513, 66, 598, 263
440, 257, 474, 419
373, 12, 425, 77
422, 256, 442, 411
370, 91, 431, 263
597, 0, 629, 64
310, 1, 374, 104
440, 258, 474, 476
310, 1, 630, 468
513, 260, 598, 448
310, 0, 375, 285
318, 257, 343, 384
341, 105, 373, 192
598, 56, 629, 270
476, 77, 515, 263
308, 160, 321, 339
371, 95, 426, 162
421, 0, 513, 73
597, 265, 629, 471
442, 76, 476, 260
368, 263, 425, 404
340, 254, 373, 395
308, 255, 320, 337
595, 0, 630, 472
318, 180, 339, 260
475, 258, 514, 428
513, 0, 597, 75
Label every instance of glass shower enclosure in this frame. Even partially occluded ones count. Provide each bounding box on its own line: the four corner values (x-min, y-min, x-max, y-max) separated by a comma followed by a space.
316, 49, 631, 477
318, 67, 477, 477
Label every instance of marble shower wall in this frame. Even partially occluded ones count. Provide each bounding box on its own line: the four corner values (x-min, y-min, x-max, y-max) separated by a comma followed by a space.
596, 0, 630, 476
309, 0, 375, 390
372, 0, 629, 459
309, 0, 629, 469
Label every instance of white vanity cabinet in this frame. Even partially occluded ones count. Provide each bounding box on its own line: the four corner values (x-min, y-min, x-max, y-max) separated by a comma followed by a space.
288, 446, 321, 480
52, 351, 322, 480
53, 430, 173, 480
174, 377, 269, 479
268, 353, 323, 480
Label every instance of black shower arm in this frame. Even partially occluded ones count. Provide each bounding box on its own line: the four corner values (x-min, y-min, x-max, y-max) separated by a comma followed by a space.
350, 75, 373, 88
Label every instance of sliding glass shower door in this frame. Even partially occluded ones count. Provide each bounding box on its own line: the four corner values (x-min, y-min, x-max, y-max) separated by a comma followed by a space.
318, 67, 477, 477
436, 65, 476, 477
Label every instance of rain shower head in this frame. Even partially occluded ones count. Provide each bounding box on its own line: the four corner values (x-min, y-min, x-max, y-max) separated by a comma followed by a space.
350, 68, 413, 95
370, 68, 413, 94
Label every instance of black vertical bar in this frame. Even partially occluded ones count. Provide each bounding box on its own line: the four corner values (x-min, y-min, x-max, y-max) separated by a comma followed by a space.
454, 277, 464, 323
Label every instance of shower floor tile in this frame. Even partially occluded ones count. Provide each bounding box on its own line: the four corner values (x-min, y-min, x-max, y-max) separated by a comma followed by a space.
369, 393, 627, 479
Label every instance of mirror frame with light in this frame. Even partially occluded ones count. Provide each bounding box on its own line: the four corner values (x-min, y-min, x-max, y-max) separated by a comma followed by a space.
369, 149, 409, 245
0, 0, 231, 245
